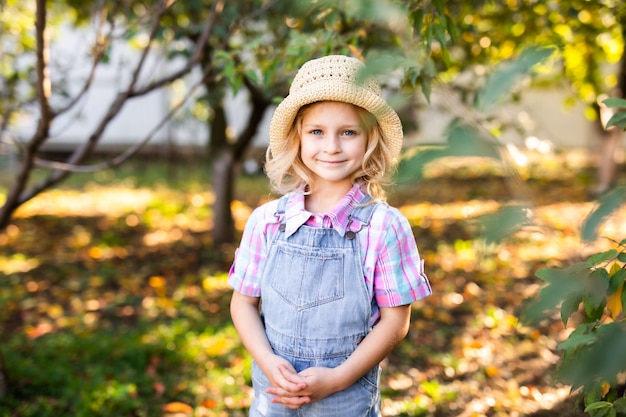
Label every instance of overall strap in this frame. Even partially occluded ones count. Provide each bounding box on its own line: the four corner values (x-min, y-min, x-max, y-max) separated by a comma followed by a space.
345, 195, 379, 240
273, 193, 381, 238
273, 195, 289, 232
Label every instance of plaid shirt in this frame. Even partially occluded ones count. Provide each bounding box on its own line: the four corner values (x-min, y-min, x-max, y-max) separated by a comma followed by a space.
228, 184, 432, 325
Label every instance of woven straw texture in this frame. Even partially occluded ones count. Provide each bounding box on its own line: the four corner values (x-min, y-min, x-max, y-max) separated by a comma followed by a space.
269, 55, 403, 159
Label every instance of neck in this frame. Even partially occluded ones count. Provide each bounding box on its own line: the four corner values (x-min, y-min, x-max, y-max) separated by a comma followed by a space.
305, 183, 353, 213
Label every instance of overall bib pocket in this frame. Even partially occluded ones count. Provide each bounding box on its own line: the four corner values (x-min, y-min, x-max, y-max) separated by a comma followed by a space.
269, 242, 345, 311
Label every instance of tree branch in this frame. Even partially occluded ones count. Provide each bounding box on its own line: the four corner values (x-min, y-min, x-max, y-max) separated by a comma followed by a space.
0, 0, 52, 228
131, 0, 225, 96
21, 0, 224, 200
233, 75, 270, 160
33, 0, 53, 136
33, 62, 216, 174
54, 3, 112, 116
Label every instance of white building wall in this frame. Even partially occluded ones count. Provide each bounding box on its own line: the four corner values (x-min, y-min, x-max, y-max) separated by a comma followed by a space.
9, 26, 602, 154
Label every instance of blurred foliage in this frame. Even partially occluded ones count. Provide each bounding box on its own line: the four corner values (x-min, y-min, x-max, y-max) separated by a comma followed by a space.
524, 241, 626, 417
520, 96, 626, 417
2, 155, 624, 416
0, 1, 65, 118
1, 1, 625, 415
434, 0, 624, 112
473, 46, 558, 111
396, 34, 626, 416
397, 43, 552, 223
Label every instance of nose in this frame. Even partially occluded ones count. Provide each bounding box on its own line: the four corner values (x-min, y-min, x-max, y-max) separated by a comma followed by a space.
323, 135, 341, 153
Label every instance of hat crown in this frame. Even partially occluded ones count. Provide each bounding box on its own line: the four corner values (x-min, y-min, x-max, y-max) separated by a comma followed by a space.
269, 55, 403, 163
290, 55, 382, 97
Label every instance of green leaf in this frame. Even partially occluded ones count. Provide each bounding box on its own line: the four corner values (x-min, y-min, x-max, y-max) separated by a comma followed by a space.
433, 23, 447, 47
245, 70, 259, 85
586, 401, 613, 412
443, 121, 502, 159
423, 57, 437, 77
587, 250, 618, 265
560, 293, 583, 325
608, 268, 626, 294
475, 45, 555, 111
613, 397, 626, 413
602, 98, 626, 109
395, 121, 501, 183
475, 205, 530, 244
559, 322, 626, 391
557, 332, 597, 352
411, 8, 425, 34
622, 283, 626, 316
444, 14, 459, 43
536, 262, 591, 283
590, 267, 611, 293
361, 51, 414, 80
582, 186, 626, 242
585, 382, 605, 405
605, 111, 626, 130
425, 21, 433, 49
583, 294, 606, 322
584, 401, 612, 413
395, 146, 447, 183
420, 75, 432, 102
534, 267, 560, 283
432, 0, 445, 16
337, 0, 405, 25
523, 263, 592, 325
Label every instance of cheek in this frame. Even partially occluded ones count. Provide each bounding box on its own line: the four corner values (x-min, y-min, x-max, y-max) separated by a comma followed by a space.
349, 139, 368, 156
299, 138, 316, 156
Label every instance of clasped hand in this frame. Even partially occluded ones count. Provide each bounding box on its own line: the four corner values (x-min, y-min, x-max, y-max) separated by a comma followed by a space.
264, 358, 342, 409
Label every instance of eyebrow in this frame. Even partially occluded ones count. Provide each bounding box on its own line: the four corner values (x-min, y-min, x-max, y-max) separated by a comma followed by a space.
302, 123, 361, 129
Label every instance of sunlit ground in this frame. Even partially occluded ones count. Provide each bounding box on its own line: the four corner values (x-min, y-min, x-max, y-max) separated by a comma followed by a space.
0, 148, 624, 416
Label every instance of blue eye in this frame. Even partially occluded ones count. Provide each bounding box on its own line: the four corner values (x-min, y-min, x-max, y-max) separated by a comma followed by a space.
310, 129, 323, 135
343, 130, 357, 136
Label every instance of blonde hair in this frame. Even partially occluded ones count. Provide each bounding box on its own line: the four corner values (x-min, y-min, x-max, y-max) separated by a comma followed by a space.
264, 102, 397, 201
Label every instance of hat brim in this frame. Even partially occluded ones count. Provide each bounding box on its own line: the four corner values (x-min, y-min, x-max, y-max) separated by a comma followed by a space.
269, 81, 403, 159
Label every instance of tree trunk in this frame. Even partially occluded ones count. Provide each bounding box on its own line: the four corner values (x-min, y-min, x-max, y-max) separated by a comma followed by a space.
207, 105, 235, 246
207, 80, 271, 246
592, 23, 626, 196
593, 105, 624, 196
212, 149, 237, 246
0, 348, 7, 399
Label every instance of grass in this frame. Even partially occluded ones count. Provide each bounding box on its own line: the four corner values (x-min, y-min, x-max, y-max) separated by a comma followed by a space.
0, 151, 624, 416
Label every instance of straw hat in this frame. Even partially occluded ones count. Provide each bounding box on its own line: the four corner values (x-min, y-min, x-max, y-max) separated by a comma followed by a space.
269, 55, 403, 160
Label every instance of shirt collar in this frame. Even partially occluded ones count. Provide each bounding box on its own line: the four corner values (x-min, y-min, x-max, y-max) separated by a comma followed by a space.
282, 183, 370, 238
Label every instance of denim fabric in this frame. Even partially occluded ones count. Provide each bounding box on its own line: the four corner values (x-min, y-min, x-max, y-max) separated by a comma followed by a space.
250, 195, 382, 417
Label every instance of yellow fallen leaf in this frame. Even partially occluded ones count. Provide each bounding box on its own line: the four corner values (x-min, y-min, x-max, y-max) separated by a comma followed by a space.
607, 282, 624, 319
88, 246, 102, 259
201, 399, 218, 409
149, 275, 166, 288
485, 365, 500, 378
162, 401, 193, 414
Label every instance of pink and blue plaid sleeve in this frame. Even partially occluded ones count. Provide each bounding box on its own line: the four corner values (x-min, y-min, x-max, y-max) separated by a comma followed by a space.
228, 205, 274, 297
374, 208, 432, 307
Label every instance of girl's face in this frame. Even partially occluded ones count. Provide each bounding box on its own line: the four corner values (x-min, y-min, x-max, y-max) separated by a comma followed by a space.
299, 101, 367, 194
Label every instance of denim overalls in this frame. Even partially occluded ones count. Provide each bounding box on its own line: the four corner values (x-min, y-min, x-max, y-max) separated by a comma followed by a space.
250, 194, 382, 417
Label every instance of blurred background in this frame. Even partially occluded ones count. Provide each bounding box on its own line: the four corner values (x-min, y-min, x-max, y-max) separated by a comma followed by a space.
1, 1, 625, 416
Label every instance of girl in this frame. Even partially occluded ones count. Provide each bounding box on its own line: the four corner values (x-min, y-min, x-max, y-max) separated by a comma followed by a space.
229, 55, 432, 416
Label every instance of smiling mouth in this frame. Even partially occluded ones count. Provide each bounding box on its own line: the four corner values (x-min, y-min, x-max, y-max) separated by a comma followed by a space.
318, 160, 346, 164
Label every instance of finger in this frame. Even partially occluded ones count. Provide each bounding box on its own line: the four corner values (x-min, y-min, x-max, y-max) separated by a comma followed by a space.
279, 365, 307, 386
275, 365, 307, 391
266, 386, 305, 398
270, 394, 311, 408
